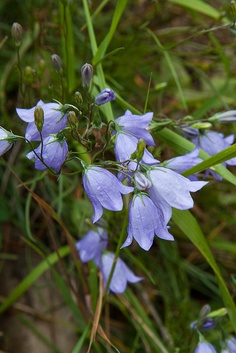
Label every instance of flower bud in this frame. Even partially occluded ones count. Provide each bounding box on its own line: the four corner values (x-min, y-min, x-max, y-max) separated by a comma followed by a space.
191, 122, 212, 130
94, 88, 115, 105
23, 66, 35, 85
74, 91, 83, 106
81, 63, 93, 87
51, 54, 63, 73
134, 172, 152, 190
0, 127, 17, 156
67, 111, 77, 127
34, 106, 44, 133
11, 22, 23, 46
136, 139, 146, 162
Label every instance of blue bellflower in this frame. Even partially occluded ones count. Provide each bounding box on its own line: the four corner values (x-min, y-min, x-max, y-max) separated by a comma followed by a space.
76, 227, 108, 266
165, 148, 202, 179
115, 132, 158, 169
83, 166, 133, 223
114, 110, 155, 146
226, 337, 236, 353
94, 88, 115, 105
194, 342, 217, 353
122, 193, 174, 251
26, 135, 68, 173
100, 252, 142, 294
16, 100, 68, 141
134, 168, 207, 225
0, 127, 14, 156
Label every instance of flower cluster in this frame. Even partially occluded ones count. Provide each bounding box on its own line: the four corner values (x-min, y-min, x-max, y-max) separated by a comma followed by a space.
3, 61, 236, 294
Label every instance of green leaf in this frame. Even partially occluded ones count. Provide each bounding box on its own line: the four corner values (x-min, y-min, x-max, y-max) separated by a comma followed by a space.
172, 209, 236, 331
168, 0, 222, 20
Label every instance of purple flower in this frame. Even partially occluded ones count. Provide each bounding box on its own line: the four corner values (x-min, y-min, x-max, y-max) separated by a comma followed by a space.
215, 110, 236, 122
26, 135, 68, 173
190, 318, 216, 331
226, 337, 236, 353
192, 130, 236, 166
115, 132, 158, 167
165, 148, 202, 174
148, 167, 207, 210
194, 342, 217, 353
83, 166, 133, 223
134, 168, 207, 223
122, 193, 174, 251
76, 227, 108, 266
114, 110, 155, 146
94, 88, 115, 105
0, 127, 14, 156
16, 100, 68, 141
100, 252, 142, 293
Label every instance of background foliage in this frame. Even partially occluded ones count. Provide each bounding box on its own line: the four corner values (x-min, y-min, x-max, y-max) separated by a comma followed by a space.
0, 0, 236, 352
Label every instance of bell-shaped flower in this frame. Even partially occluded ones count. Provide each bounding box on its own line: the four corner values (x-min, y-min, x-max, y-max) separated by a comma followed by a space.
165, 148, 202, 174
16, 100, 68, 141
192, 130, 236, 166
122, 193, 174, 251
0, 127, 15, 156
76, 227, 108, 266
26, 135, 68, 173
100, 252, 142, 294
94, 88, 115, 105
190, 318, 216, 331
194, 342, 217, 353
83, 166, 133, 223
226, 337, 236, 353
115, 132, 158, 169
147, 167, 207, 211
114, 110, 155, 146
213, 110, 236, 123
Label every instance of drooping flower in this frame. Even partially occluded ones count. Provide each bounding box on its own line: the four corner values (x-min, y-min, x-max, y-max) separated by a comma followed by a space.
114, 133, 158, 182
100, 252, 142, 294
148, 167, 207, 210
134, 168, 207, 224
114, 110, 155, 146
194, 342, 217, 353
76, 227, 108, 266
16, 100, 68, 141
0, 127, 15, 156
83, 166, 133, 223
26, 135, 68, 173
122, 193, 174, 251
165, 148, 202, 175
212, 110, 236, 123
226, 337, 236, 353
94, 88, 115, 105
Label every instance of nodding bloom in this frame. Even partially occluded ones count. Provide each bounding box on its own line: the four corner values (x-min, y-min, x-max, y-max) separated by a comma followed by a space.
100, 252, 142, 294
16, 100, 68, 141
165, 148, 202, 179
122, 193, 174, 251
224, 337, 236, 353
114, 110, 155, 146
134, 168, 207, 224
114, 132, 158, 171
194, 342, 217, 353
190, 318, 216, 331
82, 166, 133, 223
0, 127, 15, 156
26, 135, 68, 173
76, 227, 108, 266
94, 88, 115, 105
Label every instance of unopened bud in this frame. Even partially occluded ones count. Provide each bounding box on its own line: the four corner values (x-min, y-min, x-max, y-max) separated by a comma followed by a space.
67, 111, 77, 127
51, 54, 63, 73
136, 139, 146, 162
81, 63, 93, 87
94, 88, 115, 105
11, 22, 23, 46
134, 172, 152, 190
74, 91, 83, 106
34, 106, 44, 132
191, 122, 212, 130
23, 66, 35, 85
